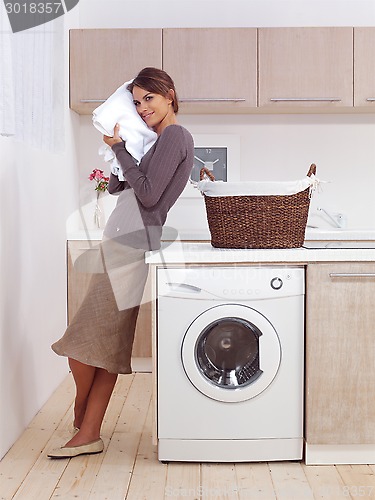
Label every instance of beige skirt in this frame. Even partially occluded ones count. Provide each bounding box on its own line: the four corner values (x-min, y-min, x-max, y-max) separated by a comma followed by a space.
52, 238, 149, 374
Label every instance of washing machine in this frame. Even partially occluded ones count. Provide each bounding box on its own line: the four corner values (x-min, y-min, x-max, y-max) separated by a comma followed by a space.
157, 265, 305, 462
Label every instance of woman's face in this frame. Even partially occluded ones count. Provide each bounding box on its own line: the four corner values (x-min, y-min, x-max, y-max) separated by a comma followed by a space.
132, 85, 174, 134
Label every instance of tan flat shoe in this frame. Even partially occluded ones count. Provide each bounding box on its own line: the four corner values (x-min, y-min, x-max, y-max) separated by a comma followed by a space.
47, 438, 104, 459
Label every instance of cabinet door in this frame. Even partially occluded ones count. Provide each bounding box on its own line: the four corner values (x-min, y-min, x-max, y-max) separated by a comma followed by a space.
163, 28, 257, 113
70, 29, 162, 114
306, 263, 375, 445
354, 27, 375, 107
259, 28, 353, 109
67, 241, 151, 358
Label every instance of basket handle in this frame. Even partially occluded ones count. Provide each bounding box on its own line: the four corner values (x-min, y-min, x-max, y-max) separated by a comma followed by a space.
201, 164, 316, 181
307, 164, 316, 177
200, 167, 215, 181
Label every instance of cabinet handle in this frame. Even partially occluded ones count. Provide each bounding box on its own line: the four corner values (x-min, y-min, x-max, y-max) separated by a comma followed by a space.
80, 98, 247, 103
329, 273, 375, 278
366, 98, 375, 102
270, 97, 342, 102
179, 98, 246, 102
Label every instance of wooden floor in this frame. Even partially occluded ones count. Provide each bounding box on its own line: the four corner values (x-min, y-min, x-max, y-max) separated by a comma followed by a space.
1, 373, 375, 500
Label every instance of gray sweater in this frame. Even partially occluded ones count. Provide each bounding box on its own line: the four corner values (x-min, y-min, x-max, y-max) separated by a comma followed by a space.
103, 124, 194, 250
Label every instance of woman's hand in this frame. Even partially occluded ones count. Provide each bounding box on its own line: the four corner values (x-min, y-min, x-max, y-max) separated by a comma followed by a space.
103, 123, 123, 147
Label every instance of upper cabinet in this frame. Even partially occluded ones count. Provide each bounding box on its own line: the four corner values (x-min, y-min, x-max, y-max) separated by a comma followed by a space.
69, 27, 375, 114
258, 27, 353, 110
162, 28, 257, 113
354, 27, 375, 108
70, 29, 162, 114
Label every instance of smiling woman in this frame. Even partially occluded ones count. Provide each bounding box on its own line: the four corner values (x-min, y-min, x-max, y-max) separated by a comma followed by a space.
48, 67, 194, 459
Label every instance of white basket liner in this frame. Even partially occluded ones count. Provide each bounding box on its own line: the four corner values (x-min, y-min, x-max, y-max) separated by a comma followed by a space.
196, 174, 319, 197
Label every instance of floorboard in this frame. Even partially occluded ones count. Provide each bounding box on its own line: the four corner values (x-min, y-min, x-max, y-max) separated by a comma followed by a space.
235, 462, 276, 499
1, 373, 375, 500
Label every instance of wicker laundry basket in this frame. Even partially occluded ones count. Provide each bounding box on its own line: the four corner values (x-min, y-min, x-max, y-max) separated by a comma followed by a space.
200, 164, 316, 249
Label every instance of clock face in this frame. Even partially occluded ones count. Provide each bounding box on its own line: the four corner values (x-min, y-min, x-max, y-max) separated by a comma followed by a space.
192, 147, 227, 182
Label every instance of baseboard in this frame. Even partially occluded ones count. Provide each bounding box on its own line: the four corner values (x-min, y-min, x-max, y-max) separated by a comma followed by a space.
131, 357, 152, 373
305, 443, 375, 464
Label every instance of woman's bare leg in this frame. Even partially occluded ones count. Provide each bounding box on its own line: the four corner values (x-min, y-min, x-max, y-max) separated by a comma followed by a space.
68, 358, 96, 429
64, 367, 118, 447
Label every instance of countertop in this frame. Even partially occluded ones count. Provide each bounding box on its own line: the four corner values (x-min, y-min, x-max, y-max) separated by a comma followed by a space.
144, 228, 375, 264
145, 241, 375, 264
67, 227, 375, 264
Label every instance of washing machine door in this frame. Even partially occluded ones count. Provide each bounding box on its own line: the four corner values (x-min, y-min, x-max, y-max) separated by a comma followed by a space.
181, 304, 281, 403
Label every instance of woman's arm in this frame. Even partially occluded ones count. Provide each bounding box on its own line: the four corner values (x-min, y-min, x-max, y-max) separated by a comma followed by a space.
112, 125, 185, 208
107, 173, 125, 194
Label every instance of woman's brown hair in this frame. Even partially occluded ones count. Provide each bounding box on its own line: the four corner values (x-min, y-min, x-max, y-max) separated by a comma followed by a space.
127, 67, 179, 113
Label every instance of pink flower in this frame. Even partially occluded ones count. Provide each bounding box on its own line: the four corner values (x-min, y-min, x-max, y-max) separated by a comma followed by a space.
89, 168, 109, 192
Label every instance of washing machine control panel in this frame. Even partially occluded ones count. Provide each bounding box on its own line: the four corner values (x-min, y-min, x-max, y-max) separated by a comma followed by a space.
158, 267, 304, 300
270, 277, 283, 290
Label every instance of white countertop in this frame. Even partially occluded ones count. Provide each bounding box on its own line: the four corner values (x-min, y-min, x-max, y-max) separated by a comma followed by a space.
67, 227, 375, 263
145, 241, 375, 264
304, 228, 375, 240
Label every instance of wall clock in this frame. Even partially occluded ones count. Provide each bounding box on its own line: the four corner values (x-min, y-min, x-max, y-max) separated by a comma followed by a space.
181, 134, 240, 198
192, 147, 228, 182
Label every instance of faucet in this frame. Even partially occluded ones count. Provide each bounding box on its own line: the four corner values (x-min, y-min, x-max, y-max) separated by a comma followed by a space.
317, 207, 347, 229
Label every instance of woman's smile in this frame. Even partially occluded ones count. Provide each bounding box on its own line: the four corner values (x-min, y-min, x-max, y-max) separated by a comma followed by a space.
141, 111, 154, 121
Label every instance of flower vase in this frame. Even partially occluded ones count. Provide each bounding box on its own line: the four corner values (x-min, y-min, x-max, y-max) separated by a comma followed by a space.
94, 191, 106, 229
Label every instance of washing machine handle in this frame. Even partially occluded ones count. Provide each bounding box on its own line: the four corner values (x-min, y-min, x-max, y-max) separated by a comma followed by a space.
166, 282, 202, 294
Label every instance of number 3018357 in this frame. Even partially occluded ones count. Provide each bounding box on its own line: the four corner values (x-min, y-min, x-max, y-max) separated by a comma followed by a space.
5, 3, 63, 14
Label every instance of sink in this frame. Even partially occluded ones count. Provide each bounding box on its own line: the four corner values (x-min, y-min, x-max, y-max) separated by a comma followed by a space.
303, 241, 375, 249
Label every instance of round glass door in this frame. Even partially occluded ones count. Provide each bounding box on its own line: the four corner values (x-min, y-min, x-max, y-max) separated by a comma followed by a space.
196, 317, 263, 388
181, 304, 281, 402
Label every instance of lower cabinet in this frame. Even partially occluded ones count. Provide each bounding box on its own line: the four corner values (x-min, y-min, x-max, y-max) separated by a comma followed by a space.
306, 263, 375, 445
67, 241, 151, 358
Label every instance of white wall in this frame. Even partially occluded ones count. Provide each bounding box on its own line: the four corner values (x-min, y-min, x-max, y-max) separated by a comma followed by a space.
0, 11, 80, 458
177, 114, 375, 231
79, 0, 375, 28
